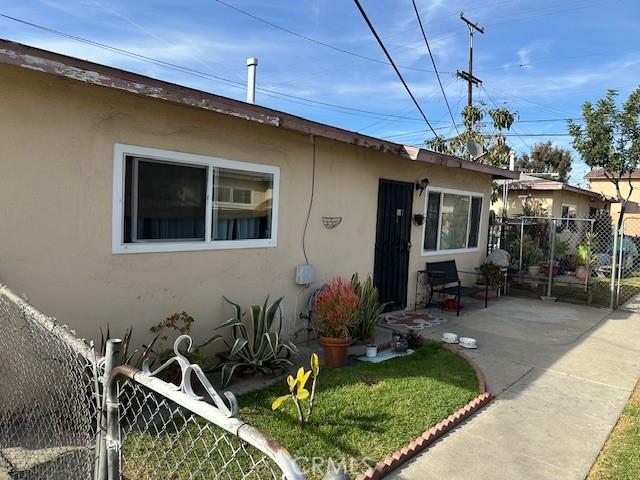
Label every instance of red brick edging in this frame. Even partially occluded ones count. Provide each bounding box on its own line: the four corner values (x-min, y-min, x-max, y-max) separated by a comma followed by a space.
355, 344, 493, 480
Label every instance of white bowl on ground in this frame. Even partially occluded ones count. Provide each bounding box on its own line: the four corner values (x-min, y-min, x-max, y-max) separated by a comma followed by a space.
459, 337, 478, 349
442, 332, 459, 344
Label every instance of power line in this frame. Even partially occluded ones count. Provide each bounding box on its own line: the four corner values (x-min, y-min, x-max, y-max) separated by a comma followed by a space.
519, 46, 640, 69
481, 85, 532, 150
484, 133, 573, 137
411, 0, 459, 136
382, 116, 583, 138
358, 76, 457, 134
482, 84, 577, 118
352, 0, 439, 138
213, 0, 450, 75
0, 12, 450, 124
401, 0, 620, 57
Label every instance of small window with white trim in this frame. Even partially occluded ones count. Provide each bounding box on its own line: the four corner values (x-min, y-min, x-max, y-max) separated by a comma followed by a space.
113, 144, 279, 253
422, 187, 484, 255
561, 203, 577, 230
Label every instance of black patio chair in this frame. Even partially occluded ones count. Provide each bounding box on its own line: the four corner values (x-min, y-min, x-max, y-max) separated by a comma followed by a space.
424, 260, 488, 316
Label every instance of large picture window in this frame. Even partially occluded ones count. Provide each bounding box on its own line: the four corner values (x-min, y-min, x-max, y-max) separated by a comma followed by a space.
422, 187, 484, 255
113, 144, 279, 253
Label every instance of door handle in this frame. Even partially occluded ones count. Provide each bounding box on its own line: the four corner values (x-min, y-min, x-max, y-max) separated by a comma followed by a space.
407, 241, 412, 250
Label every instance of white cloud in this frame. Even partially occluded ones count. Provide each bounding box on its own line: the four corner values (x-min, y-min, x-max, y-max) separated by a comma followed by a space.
517, 47, 532, 68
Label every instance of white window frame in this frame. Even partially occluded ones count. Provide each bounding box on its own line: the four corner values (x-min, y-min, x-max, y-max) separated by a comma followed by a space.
561, 203, 577, 228
112, 144, 279, 254
421, 186, 485, 256
561, 203, 577, 218
232, 187, 253, 205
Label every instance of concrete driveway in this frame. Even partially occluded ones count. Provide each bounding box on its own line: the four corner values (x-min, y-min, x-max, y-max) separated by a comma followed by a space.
387, 296, 640, 480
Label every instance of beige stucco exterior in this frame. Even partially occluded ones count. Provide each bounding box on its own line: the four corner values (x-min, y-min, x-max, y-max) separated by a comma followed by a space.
588, 178, 640, 234
0, 64, 494, 346
493, 188, 607, 218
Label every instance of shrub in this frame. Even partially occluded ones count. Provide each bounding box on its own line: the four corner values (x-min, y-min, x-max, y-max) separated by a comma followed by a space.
313, 276, 360, 339
350, 273, 386, 342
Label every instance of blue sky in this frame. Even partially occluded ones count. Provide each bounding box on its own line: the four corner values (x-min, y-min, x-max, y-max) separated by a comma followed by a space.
1, 0, 638, 185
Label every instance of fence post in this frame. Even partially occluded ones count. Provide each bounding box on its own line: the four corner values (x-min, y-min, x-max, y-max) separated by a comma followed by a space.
610, 223, 619, 309
545, 218, 556, 298
616, 220, 625, 308
97, 339, 121, 480
519, 218, 524, 271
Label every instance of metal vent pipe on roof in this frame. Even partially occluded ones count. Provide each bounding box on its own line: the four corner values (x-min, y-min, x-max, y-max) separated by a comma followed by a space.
246, 57, 258, 104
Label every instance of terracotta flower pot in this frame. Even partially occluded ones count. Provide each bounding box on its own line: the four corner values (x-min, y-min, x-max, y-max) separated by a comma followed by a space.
319, 336, 351, 367
575, 265, 591, 281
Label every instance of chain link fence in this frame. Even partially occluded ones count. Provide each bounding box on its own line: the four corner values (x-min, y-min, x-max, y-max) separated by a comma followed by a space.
115, 371, 292, 480
0, 284, 100, 479
491, 214, 621, 308
0, 284, 306, 480
615, 217, 640, 310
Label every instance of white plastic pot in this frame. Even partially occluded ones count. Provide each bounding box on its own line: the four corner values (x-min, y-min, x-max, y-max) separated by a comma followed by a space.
365, 345, 378, 358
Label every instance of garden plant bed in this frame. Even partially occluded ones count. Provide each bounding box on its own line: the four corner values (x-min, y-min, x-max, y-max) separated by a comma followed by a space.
238, 341, 484, 479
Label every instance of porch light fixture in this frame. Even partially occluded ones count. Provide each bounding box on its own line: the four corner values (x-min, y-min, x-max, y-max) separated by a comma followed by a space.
415, 177, 430, 195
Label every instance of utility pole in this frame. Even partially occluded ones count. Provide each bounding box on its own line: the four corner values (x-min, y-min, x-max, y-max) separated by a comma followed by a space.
456, 12, 484, 107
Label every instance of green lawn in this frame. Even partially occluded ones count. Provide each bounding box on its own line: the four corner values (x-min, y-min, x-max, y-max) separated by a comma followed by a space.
588, 382, 640, 480
238, 342, 479, 479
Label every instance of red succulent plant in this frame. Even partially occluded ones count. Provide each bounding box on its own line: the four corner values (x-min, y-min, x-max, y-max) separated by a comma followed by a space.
313, 276, 360, 338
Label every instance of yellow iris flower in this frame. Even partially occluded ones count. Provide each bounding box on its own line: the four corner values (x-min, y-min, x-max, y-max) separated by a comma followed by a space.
272, 367, 311, 410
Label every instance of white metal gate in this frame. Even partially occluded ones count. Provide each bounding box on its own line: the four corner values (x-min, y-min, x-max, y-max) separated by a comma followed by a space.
101, 336, 304, 480
0, 284, 308, 480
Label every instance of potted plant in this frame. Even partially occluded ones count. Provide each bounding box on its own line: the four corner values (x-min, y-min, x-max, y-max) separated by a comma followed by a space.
575, 233, 596, 281
350, 273, 387, 344
543, 239, 569, 277
528, 248, 544, 275
313, 276, 360, 367
475, 262, 502, 299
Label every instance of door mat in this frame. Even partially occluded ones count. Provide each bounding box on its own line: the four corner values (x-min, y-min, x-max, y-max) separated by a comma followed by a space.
384, 312, 447, 330
356, 349, 415, 364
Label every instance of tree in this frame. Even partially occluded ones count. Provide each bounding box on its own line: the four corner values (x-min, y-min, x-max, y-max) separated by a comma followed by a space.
568, 88, 640, 230
515, 142, 573, 182
426, 105, 517, 168
425, 104, 518, 202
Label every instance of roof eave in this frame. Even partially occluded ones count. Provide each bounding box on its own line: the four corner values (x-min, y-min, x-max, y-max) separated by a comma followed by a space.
509, 182, 612, 201
0, 38, 516, 180
405, 146, 519, 179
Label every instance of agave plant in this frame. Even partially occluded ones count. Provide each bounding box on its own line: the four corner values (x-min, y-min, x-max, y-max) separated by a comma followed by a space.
99, 324, 159, 369
202, 296, 297, 387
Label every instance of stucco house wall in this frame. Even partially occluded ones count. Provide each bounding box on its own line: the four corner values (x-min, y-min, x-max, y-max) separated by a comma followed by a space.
493, 189, 606, 218
588, 178, 640, 233
0, 63, 494, 345
493, 191, 554, 217
552, 190, 607, 218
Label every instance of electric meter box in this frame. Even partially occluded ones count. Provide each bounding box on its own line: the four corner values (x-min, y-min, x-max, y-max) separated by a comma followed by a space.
295, 264, 315, 285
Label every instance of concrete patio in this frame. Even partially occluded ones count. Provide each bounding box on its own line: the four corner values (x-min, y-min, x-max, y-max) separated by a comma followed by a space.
386, 296, 640, 480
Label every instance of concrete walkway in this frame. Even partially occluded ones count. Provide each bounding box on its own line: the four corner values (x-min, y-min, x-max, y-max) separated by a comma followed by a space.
387, 297, 640, 480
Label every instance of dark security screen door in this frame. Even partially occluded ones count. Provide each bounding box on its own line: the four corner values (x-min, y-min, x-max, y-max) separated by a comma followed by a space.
373, 179, 414, 310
